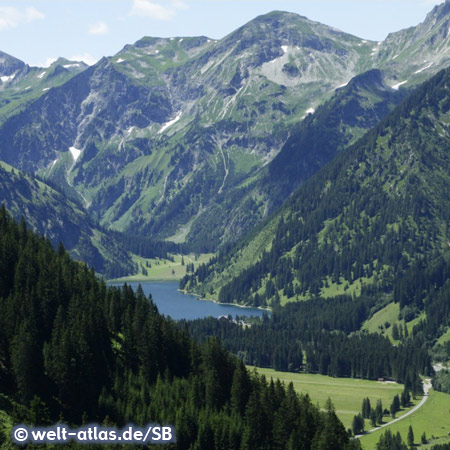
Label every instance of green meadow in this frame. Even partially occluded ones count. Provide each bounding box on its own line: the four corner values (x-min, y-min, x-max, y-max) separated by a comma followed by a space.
359, 390, 450, 449
109, 253, 214, 282
252, 368, 418, 431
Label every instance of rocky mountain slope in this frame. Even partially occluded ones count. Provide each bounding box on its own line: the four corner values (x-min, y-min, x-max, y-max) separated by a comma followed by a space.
2, 3, 450, 255
0, 51, 87, 123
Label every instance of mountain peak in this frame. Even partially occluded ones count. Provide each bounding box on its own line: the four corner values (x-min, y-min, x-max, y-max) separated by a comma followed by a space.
426, 0, 450, 24
0, 50, 25, 77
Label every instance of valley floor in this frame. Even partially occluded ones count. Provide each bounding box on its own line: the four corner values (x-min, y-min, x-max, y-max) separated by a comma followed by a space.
108, 253, 214, 282
251, 367, 450, 448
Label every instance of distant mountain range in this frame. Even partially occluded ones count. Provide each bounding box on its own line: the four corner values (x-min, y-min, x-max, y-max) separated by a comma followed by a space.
2, 1, 450, 268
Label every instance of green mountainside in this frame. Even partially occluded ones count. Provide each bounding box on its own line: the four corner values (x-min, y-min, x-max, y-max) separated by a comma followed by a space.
182, 66, 450, 310
0, 161, 133, 276
3, 3, 450, 255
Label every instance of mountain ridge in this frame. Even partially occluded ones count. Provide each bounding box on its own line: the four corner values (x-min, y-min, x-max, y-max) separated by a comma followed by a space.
2, 4, 450, 259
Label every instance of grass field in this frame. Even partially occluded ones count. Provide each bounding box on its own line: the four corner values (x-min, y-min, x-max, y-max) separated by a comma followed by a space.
359, 390, 450, 449
108, 253, 214, 282
362, 303, 426, 343
252, 368, 411, 430
437, 327, 450, 346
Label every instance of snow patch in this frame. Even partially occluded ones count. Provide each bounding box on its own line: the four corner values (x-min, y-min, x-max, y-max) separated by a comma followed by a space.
63, 63, 81, 69
414, 62, 433, 74
158, 112, 182, 134
281, 45, 289, 54
42, 88, 50, 92
155, 50, 159, 54
25, 86, 31, 90
305, 107, 315, 115
116, 58, 124, 63
391, 80, 408, 90
127, 126, 135, 134
179, 38, 183, 43
37, 71, 46, 79
69, 146, 82, 162
393, 54, 399, 60
1, 74, 15, 83
337, 82, 348, 89
50, 158, 58, 169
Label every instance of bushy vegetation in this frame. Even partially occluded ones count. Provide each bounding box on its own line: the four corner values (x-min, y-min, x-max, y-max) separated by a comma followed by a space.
433, 370, 450, 394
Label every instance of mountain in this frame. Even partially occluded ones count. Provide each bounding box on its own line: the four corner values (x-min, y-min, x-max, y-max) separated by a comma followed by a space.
255, 69, 407, 210
375, 0, 450, 86
181, 66, 450, 308
0, 52, 87, 123
0, 12, 395, 251
0, 51, 25, 77
0, 161, 134, 276
2, 4, 450, 255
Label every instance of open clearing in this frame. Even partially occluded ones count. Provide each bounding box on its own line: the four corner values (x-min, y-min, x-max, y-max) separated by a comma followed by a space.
109, 253, 214, 282
253, 368, 415, 430
360, 389, 450, 449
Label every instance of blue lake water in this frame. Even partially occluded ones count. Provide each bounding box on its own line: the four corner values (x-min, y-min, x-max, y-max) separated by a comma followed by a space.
107, 281, 269, 321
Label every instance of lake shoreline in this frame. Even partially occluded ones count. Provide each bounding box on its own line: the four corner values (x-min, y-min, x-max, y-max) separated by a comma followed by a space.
106, 280, 269, 320
106, 278, 271, 313
179, 288, 272, 313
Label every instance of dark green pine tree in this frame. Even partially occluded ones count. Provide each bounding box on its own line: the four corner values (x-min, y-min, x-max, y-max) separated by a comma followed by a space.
407, 426, 414, 446
313, 399, 349, 450
375, 399, 383, 425
370, 410, 377, 428
230, 360, 252, 416
351, 414, 364, 436
362, 397, 372, 418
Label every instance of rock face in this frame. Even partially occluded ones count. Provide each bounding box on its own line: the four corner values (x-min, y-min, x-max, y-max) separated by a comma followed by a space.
0, 51, 25, 77
1, 5, 450, 251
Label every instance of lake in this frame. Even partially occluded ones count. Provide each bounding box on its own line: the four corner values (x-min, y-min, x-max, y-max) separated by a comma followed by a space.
107, 281, 269, 321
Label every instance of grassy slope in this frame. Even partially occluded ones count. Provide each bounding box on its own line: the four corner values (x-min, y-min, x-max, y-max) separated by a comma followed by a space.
362, 303, 427, 343
437, 327, 450, 346
109, 253, 214, 282
253, 367, 410, 430
359, 390, 450, 449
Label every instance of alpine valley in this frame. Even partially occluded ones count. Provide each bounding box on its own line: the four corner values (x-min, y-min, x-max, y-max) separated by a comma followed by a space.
2, 2, 450, 449
3, 2, 450, 257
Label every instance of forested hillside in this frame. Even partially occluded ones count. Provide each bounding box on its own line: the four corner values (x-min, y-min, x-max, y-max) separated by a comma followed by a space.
0, 161, 135, 277
0, 206, 358, 450
183, 66, 450, 311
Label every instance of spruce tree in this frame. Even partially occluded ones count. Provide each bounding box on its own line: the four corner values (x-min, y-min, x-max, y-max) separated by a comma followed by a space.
407, 425, 414, 446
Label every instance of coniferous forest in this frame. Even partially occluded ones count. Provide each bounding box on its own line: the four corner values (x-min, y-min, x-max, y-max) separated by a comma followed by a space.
0, 207, 360, 449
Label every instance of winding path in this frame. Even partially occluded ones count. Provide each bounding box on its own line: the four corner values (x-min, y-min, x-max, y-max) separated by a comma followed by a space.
356, 379, 432, 438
